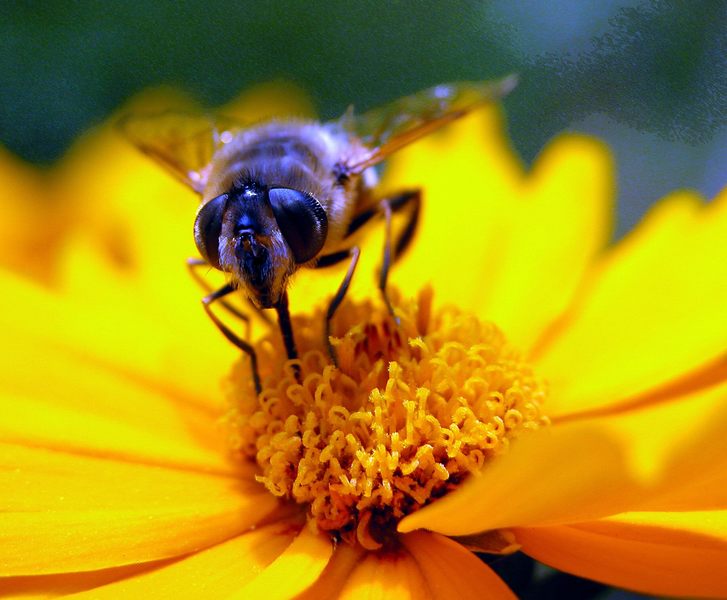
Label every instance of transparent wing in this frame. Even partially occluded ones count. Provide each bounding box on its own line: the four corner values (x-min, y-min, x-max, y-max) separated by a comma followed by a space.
118, 111, 244, 193
340, 75, 518, 174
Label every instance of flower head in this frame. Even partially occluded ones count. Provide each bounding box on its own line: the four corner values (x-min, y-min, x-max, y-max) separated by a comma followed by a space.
1, 84, 727, 598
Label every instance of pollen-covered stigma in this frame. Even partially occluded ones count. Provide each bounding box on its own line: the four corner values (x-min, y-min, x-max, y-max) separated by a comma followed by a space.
225, 287, 550, 550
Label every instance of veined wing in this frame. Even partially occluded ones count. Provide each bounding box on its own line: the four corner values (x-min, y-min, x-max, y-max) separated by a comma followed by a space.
118, 111, 244, 193
340, 75, 518, 174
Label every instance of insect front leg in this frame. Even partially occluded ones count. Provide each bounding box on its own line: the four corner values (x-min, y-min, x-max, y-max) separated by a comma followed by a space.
201, 283, 262, 395
187, 257, 273, 327
274, 291, 304, 384
274, 291, 298, 362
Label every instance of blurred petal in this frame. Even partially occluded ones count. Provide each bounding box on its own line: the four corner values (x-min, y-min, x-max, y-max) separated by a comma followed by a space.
400, 379, 727, 534
634, 381, 727, 511
220, 81, 315, 122
0, 146, 65, 284
326, 111, 612, 355
515, 510, 727, 599
536, 186, 727, 416
402, 531, 516, 599
477, 135, 613, 351
65, 522, 298, 599
0, 443, 278, 575
228, 526, 333, 599
286, 107, 523, 316
378, 108, 522, 316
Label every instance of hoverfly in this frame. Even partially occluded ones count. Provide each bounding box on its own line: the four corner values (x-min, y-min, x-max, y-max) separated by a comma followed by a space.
122, 76, 517, 393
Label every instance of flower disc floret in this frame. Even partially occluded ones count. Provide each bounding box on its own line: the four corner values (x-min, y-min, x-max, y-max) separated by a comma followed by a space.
225, 288, 549, 549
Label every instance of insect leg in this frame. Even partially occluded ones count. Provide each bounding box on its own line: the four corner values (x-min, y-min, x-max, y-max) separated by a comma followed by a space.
315, 249, 353, 269
186, 257, 273, 327
378, 200, 398, 320
202, 284, 262, 394
345, 189, 420, 241
275, 290, 298, 362
325, 246, 361, 366
391, 189, 421, 259
377, 191, 421, 319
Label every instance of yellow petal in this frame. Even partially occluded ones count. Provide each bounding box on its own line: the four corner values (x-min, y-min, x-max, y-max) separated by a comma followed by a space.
337, 548, 428, 600
63, 522, 298, 599
229, 526, 333, 600
0, 265, 236, 415
536, 185, 727, 416
515, 510, 727, 599
0, 443, 278, 575
402, 531, 516, 599
0, 274, 249, 472
0, 388, 241, 476
400, 378, 727, 535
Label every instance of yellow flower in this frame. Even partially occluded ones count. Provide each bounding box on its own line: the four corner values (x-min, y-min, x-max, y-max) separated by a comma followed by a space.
1, 85, 726, 599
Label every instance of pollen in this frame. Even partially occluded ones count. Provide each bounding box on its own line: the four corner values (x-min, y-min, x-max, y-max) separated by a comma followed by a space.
224, 287, 549, 549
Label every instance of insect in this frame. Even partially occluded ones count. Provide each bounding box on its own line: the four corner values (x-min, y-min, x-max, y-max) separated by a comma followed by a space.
121, 76, 517, 393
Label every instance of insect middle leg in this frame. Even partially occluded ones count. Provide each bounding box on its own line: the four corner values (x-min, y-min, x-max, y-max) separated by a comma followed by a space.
324, 247, 361, 366
346, 190, 421, 318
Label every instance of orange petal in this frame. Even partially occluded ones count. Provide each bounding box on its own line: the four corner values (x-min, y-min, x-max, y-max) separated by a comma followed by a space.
515, 510, 727, 598
400, 379, 727, 535
0, 443, 278, 575
535, 185, 727, 416
228, 526, 333, 599
398, 425, 636, 535
295, 544, 364, 600
402, 531, 516, 599
336, 547, 429, 600
60, 522, 299, 599
632, 382, 727, 511
0, 562, 169, 599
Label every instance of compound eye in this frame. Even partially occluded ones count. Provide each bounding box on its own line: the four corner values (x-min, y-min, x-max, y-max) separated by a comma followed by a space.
193, 193, 228, 269
268, 188, 328, 264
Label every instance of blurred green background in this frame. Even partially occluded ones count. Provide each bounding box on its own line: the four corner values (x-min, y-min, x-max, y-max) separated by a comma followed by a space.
1, 0, 725, 238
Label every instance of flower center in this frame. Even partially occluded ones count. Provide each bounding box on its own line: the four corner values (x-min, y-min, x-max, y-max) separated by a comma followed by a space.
224, 287, 549, 549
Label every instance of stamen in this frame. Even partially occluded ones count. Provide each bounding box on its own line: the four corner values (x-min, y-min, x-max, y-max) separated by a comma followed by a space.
224, 287, 549, 548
